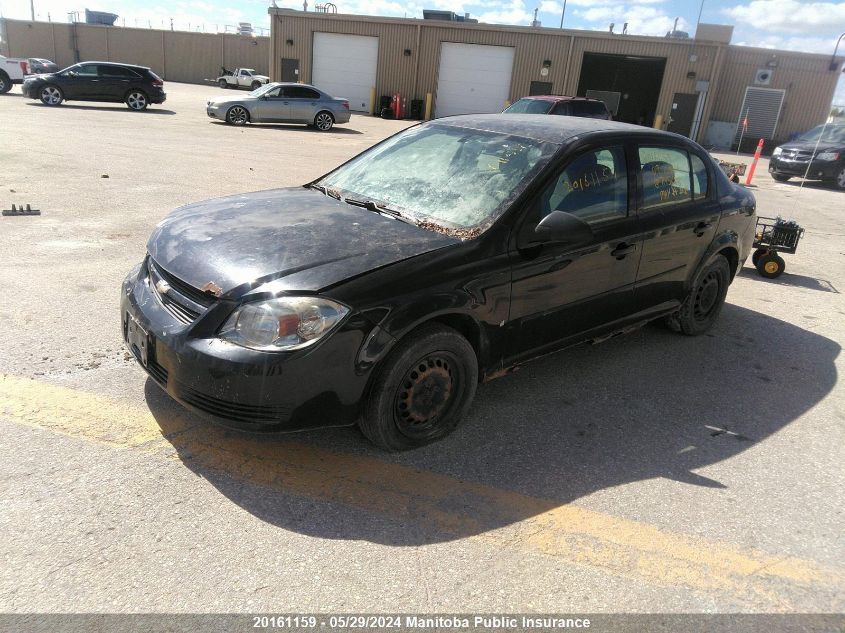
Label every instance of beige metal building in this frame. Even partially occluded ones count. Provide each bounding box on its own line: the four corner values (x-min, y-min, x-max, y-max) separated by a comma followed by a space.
269, 9, 844, 149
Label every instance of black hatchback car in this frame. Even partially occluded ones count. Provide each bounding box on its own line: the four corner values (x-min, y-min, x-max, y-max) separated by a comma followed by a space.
122, 115, 756, 450
22, 61, 165, 110
768, 124, 845, 190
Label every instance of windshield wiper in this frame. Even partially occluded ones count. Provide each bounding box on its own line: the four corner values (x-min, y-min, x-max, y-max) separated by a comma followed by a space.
343, 197, 416, 224
307, 183, 341, 200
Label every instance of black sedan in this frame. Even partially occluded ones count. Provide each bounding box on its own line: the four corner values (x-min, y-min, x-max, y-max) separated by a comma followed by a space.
769, 124, 845, 190
22, 61, 166, 110
122, 115, 756, 450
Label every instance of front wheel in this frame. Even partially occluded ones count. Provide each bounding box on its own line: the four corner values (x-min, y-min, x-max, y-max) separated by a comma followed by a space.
833, 166, 845, 191
251, 81, 262, 90
667, 256, 730, 336
125, 90, 148, 111
771, 173, 791, 182
225, 105, 249, 125
360, 324, 478, 451
314, 111, 334, 131
39, 84, 63, 106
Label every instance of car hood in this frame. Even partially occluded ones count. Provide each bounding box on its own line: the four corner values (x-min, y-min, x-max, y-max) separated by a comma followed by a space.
146, 188, 458, 298
209, 94, 257, 105
778, 140, 844, 153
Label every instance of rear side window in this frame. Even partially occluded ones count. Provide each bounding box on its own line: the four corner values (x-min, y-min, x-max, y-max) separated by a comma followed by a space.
550, 103, 571, 116
99, 65, 140, 78
691, 154, 709, 200
638, 146, 693, 210
284, 86, 320, 99
568, 101, 609, 118
539, 146, 628, 224
505, 99, 552, 114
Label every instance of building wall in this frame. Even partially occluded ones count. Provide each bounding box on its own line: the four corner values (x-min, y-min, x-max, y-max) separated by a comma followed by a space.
269, 9, 842, 145
0, 18, 270, 84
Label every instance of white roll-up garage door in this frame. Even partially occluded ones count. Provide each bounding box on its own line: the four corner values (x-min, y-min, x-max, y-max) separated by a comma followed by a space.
435, 43, 515, 118
312, 33, 378, 112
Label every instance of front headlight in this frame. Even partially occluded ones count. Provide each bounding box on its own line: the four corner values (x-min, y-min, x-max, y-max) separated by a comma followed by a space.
219, 296, 349, 351
772, 147, 783, 156
816, 151, 840, 161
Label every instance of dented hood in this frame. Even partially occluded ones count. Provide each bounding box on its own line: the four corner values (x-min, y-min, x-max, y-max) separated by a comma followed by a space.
146, 188, 458, 297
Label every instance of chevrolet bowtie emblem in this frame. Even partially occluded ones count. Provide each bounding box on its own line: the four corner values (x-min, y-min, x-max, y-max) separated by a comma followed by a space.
155, 279, 171, 296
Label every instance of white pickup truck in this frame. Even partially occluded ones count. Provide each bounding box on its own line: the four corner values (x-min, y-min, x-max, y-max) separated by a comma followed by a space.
216, 67, 270, 91
0, 55, 30, 94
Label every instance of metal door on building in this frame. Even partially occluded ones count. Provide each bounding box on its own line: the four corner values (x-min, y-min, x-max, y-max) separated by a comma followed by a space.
733, 87, 786, 146
280, 58, 299, 83
312, 32, 378, 112
667, 93, 699, 137
434, 43, 515, 118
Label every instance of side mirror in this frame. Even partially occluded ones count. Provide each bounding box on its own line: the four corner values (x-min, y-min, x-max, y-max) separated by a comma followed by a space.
534, 210, 594, 247
66, 71, 77, 77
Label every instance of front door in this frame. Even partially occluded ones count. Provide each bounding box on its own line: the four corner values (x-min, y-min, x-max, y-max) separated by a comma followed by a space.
509, 143, 642, 361
666, 93, 699, 137
280, 58, 299, 83
61, 63, 99, 99
255, 85, 289, 122
634, 145, 720, 312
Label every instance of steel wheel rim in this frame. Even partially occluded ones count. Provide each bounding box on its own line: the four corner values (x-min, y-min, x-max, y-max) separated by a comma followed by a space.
693, 271, 720, 321
42, 87, 61, 104
228, 106, 247, 124
394, 352, 458, 438
316, 113, 332, 130
764, 260, 779, 274
127, 92, 146, 110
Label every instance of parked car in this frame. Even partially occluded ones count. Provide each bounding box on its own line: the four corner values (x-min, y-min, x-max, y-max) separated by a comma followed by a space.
21, 62, 166, 110
27, 58, 59, 74
122, 115, 756, 450
768, 124, 845, 190
504, 95, 612, 120
0, 55, 29, 93
216, 67, 270, 90
206, 82, 350, 130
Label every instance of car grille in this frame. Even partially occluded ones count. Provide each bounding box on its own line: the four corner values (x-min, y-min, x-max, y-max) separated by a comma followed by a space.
780, 149, 814, 161
178, 383, 291, 423
147, 258, 213, 324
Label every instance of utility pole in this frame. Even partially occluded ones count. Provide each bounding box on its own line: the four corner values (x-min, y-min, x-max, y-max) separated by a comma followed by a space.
30, 0, 35, 21
558, 0, 566, 28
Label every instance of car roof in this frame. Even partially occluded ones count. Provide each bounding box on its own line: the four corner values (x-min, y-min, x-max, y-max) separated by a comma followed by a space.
432, 113, 681, 145
516, 95, 606, 104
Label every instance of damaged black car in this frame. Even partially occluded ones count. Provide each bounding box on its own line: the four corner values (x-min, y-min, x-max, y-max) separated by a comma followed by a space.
122, 114, 756, 450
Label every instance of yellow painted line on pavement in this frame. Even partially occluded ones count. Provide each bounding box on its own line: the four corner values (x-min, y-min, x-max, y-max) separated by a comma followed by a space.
1, 373, 842, 609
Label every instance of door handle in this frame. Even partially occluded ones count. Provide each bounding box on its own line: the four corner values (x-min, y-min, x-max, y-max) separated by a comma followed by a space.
611, 243, 637, 259
693, 222, 712, 237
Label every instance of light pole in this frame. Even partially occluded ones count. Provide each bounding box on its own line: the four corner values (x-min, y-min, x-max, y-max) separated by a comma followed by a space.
30, 0, 34, 21
559, 0, 566, 28
830, 32, 845, 71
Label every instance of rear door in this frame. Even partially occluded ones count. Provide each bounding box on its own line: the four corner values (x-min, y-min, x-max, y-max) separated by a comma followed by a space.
97, 65, 138, 100
284, 85, 321, 123
633, 144, 720, 312
509, 142, 643, 360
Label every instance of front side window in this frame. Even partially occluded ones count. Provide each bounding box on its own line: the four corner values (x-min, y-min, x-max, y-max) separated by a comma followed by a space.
71, 64, 98, 77
638, 146, 693, 210
504, 99, 553, 114
319, 124, 556, 230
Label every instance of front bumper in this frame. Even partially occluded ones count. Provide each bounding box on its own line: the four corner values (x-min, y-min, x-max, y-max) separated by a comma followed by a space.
120, 260, 377, 431
206, 106, 223, 120
769, 156, 842, 180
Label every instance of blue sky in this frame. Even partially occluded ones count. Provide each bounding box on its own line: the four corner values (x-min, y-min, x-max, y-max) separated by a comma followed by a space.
2, 0, 844, 102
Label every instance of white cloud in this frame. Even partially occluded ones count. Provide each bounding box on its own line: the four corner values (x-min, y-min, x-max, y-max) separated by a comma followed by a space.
477, 0, 533, 24
723, 0, 845, 34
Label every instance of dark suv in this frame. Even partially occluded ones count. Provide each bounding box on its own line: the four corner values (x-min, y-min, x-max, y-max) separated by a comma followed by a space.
22, 62, 166, 111
768, 124, 845, 190
504, 95, 612, 120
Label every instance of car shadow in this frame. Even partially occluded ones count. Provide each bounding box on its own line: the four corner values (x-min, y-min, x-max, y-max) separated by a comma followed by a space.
144, 303, 838, 545
26, 102, 176, 114
210, 121, 363, 134
738, 266, 839, 293
777, 178, 841, 192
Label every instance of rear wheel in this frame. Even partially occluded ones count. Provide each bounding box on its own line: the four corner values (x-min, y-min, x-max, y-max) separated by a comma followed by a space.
360, 324, 478, 451
756, 252, 785, 279
39, 84, 63, 105
314, 111, 334, 131
125, 90, 148, 111
666, 256, 730, 336
771, 173, 791, 182
218, 79, 229, 89
0, 72, 10, 94
226, 105, 249, 125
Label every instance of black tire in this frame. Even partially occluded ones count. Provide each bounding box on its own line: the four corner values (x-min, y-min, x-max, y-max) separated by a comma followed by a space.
39, 84, 63, 106
751, 248, 766, 267
771, 173, 791, 182
667, 256, 731, 336
251, 81, 262, 90
225, 105, 249, 125
0, 72, 11, 94
125, 90, 148, 111
218, 79, 228, 89
360, 324, 478, 451
833, 166, 845, 191
756, 252, 785, 279
314, 110, 334, 131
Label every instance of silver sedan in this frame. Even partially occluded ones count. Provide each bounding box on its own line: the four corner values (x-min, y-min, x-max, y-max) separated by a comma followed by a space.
206, 82, 351, 131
